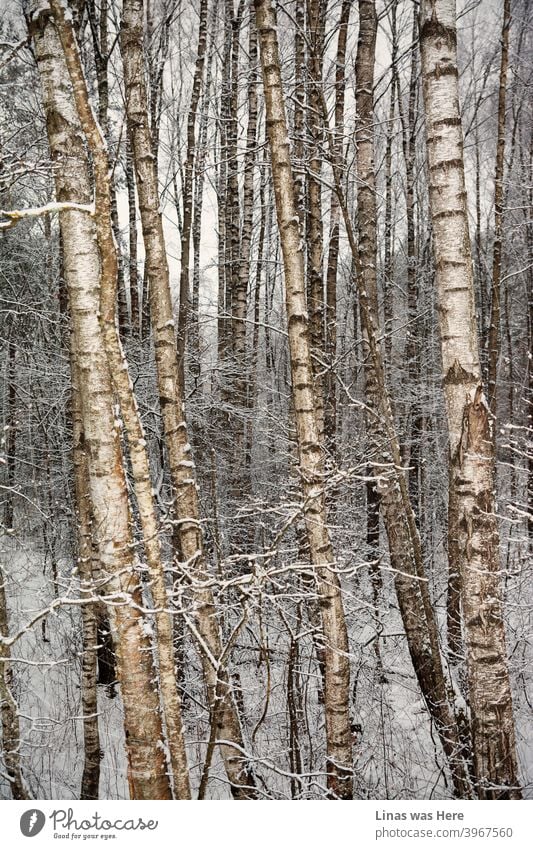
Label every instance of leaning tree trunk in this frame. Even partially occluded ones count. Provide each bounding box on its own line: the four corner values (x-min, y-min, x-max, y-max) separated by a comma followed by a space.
419, 0, 521, 799
255, 0, 353, 800
49, 0, 191, 798
30, 3, 172, 800
120, 0, 256, 800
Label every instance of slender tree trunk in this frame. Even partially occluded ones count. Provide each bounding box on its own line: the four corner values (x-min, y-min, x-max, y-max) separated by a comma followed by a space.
399, 5, 422, 508
176, 0, 209, 391
228, 5, 259, 504
527, 126, 533, 543
217, 14, 230, 363
293, 0, 305, 221
234, 4, 257, 368
31, 4, 172, 800
87, 0, 128, 336
71, 364, 101, 800
190, 15, 216, 376
246, 154, 269, 466
226, 0, 244, 365
125, 132, 139, 333
382, 3, 398, 370
487, 0, 511, 422
306, 0, 326, 441
3, 337, 17, 531
324, 0, 351, 462
234, 8, 258, 453
356, 0, 383, 577
255, 0, 353, 799
420, 0, 521, 799
120, 0, 256, 799
0, 564, 29, 799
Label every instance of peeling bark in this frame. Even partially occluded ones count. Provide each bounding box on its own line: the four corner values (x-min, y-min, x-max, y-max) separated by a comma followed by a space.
420, 0, 521, 798
30, 4, 172, 799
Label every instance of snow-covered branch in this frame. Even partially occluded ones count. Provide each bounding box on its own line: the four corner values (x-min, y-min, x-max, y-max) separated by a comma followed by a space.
0, 201, 95, 230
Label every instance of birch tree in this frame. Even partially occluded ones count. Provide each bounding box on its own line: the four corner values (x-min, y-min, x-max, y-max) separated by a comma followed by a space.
48, 0, 192, 798
255, 0, 353, 799
311, 2, 472, 795
1, 0, 529, 803
487, 0, 511, 422
420, 0, 521, 799
120, 0, 256, 799
29, 2, 172, 800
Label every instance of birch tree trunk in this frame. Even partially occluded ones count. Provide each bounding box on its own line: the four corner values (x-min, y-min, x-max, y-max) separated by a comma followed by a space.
313, 16, 472, 793
3, 337, 17, 531
233, 9, 258, 475
293, 0, 305, 221
30, 4, 172, 800
120, 0, 256, 799
255, 0, 353, 799
355, 0, 383, 628
382, 3, 398, 371
401, 4, 423, 537
176, 0, 209, 390
71, 365, 101, 800
306, 0, 326, 442
86, 0, 128, 335
190, 5, 216, 374
125, 133, 139, 333
225, 0, 243, 368
230, 5, 258, 504
324, 0, 351, 462
49, 0, 192, 798
217, 6, 231, 362
420, 0, 521, 799
487, 0, 511, 422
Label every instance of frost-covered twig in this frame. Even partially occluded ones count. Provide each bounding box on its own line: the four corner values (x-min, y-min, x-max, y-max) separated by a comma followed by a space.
0, 37, 30, 73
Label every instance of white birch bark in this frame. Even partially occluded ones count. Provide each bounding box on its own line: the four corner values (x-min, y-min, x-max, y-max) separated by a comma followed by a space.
254, 0, 353, 799
120, 0, 256, 799
420, 0, 521, 798
30, 3, 172, 800
315, 28, 473, 794
48, 0, 191, 799
71, 360, 101, 800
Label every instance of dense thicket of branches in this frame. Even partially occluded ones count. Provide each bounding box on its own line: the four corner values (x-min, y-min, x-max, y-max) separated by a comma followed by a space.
0, 0, 531, 800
